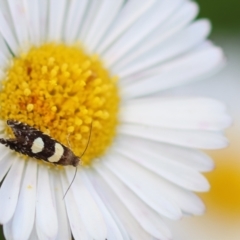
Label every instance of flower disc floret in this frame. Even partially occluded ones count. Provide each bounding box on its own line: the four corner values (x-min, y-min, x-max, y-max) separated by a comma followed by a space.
0, 43, 119, 165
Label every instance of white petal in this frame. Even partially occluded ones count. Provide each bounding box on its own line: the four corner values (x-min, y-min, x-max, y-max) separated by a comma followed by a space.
97, 0, 156, 53
118, 123, 228, 149
0, 157, 25, 224
121, 46, 224, 98
122, 97, 228, 114
3, 217, 13, 240
0, 34, 11, 67
80, 170, 124, 240
101, 154, 182, 220
103, 0, 183, 67
25, 0, 40, 46
0, 8, 18, 54
51, 172, 71, 240
36, 165, 58, 240
115, 135, 214, 172
47, 0, 67, 42
28, 223, 38, 240
11, 160, 37, 240
81, 177, 130, 240
64, 0, 89, 43
0, 152, 14, 182
84, 0, 124, 52
102, 153, 205, 215
88, 169, 154, 240
0, 53, 8, 68
112, 142, 210, 192
114, 1, 199, 71
38, 0, 48, 43
60, 171, 88, 240
65, 167, 107, 240
79, 0, 103, 41
7, 0, 29, 49
120, 97, 231, 131
94, 164, 172, 239
104, 209, 131, 240
117, 20, 211, 77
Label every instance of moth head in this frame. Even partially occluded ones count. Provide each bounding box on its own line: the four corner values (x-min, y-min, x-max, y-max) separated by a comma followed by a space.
7, 119, 19, 127
72, 156, 80, 167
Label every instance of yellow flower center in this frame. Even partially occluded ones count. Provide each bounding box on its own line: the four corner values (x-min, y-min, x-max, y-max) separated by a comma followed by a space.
0, 43, 119, 165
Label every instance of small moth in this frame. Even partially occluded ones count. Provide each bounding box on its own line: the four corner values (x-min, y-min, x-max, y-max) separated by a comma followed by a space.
0, 119, 92, 198
0, 119, 81, 166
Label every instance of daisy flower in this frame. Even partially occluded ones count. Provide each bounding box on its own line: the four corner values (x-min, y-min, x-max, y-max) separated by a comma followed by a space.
0, 0, 231, 240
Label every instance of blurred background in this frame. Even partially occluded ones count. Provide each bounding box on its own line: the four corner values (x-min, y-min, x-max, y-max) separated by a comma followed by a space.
167, 0, 240, 239
0, 0, 239, 239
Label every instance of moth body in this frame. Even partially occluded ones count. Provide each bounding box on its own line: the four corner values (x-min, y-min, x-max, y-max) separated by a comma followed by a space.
0, 120, 80, 167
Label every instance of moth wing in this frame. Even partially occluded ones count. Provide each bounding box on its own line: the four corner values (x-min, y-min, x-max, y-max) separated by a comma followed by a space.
30, 137, 45, 154
7, 120, 39, 140
47, 142, 65, 163
31, 135, 64, 163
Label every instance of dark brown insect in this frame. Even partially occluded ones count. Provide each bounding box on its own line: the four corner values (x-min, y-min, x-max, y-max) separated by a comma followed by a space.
0, 119, 92, 198
0, 119, 81, 166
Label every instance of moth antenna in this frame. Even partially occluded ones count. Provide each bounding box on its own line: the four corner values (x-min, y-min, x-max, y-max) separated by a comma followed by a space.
63, 166, 78, 200
63, 121, 93, 199
78, 121, 93, 159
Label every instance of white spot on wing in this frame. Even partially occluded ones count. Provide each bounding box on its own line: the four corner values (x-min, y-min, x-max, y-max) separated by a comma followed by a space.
31, 137, 44, 153
48, 143, 64, 162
